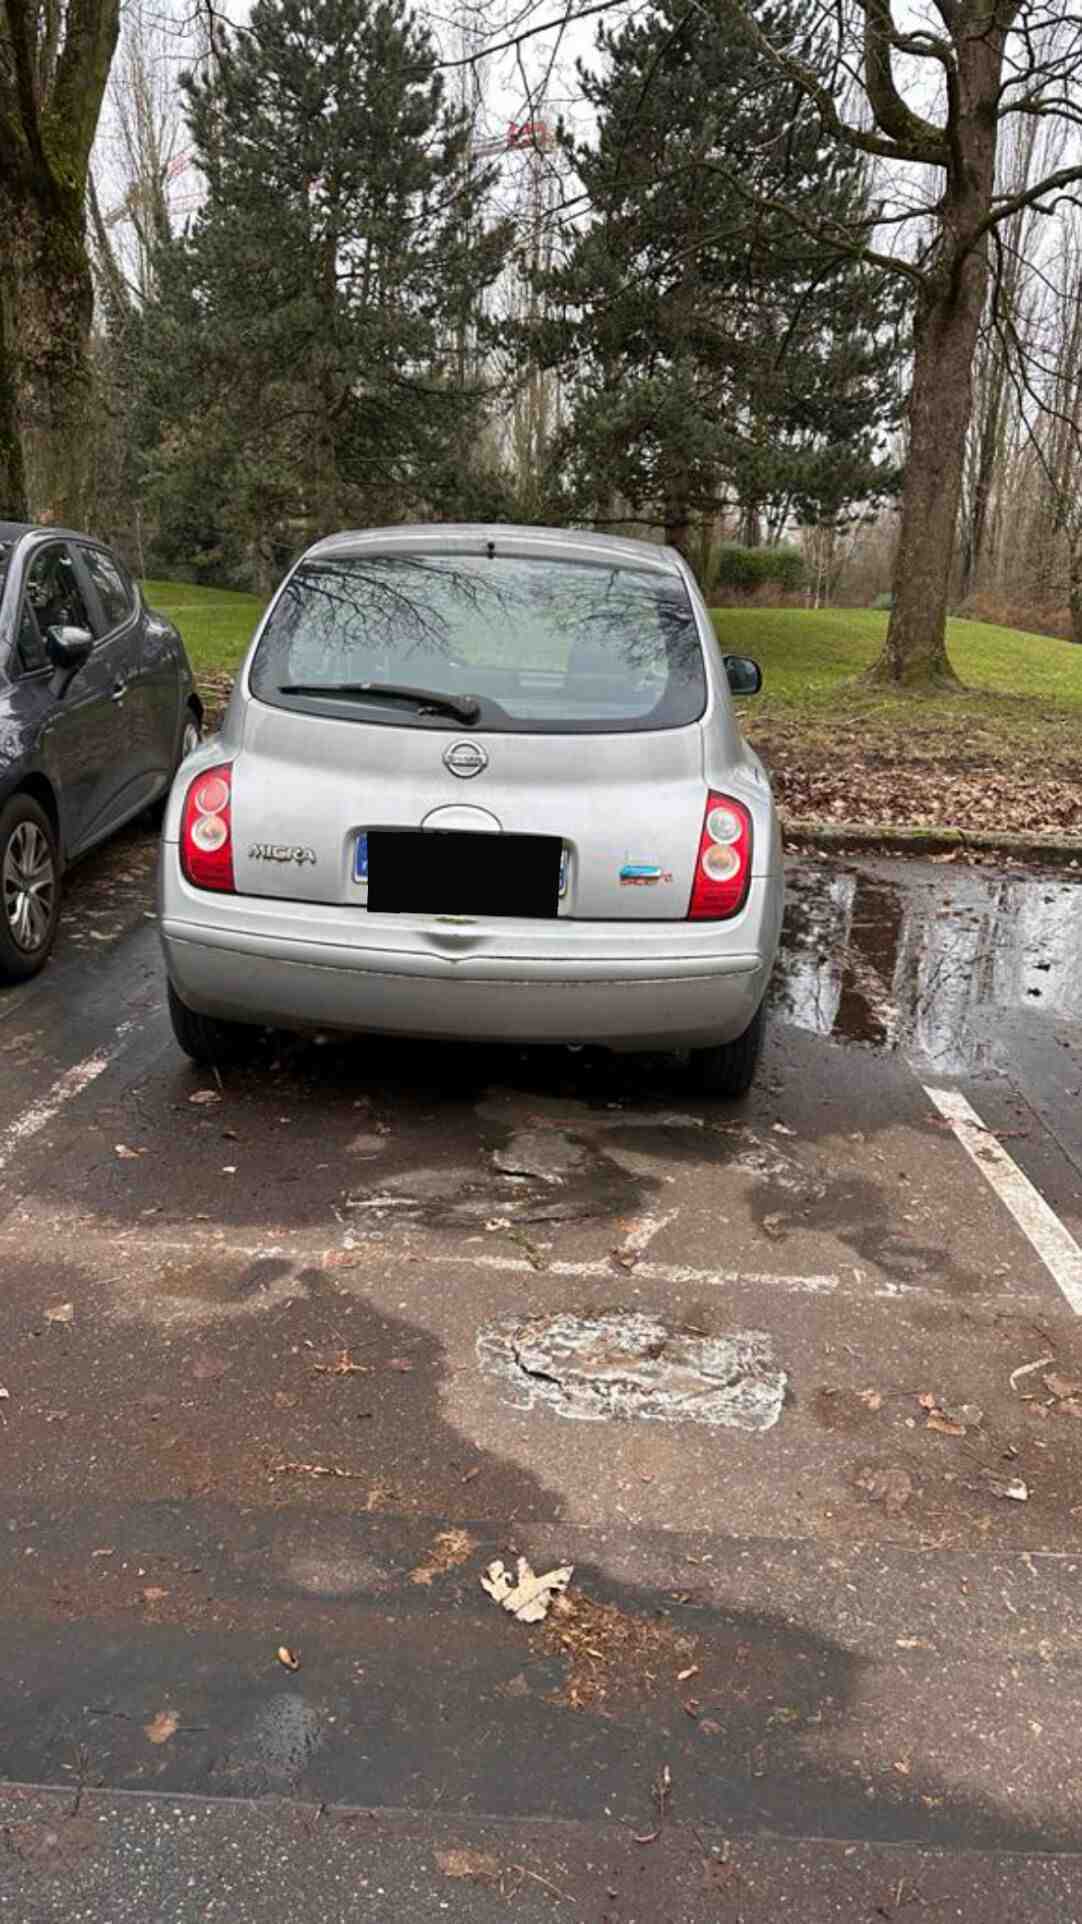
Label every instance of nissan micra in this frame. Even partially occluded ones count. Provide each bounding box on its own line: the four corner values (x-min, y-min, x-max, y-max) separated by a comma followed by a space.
159, 525, 784, 1094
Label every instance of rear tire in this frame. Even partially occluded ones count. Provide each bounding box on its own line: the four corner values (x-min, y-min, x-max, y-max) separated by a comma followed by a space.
688, 999, 766, 1099
0, 795, 61, 984
167, 980, 259, 1066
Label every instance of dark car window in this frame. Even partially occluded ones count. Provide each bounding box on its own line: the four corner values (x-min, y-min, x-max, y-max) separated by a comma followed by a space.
250, 552, 707, 735
15, 599, 48, 674
79, 545, 134, 630
24, 544, 93, 645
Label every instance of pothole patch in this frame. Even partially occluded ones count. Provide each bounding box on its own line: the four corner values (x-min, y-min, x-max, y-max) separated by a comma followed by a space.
477, 1310, 786, 1430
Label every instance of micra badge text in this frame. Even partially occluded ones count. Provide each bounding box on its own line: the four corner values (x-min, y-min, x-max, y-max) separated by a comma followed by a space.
248, 844, 317, 865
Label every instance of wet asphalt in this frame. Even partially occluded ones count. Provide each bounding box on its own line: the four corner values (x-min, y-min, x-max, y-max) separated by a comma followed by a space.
2, 829, 1082, 1919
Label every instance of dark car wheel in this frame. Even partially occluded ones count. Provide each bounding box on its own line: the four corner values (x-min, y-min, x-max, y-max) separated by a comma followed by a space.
167, 980, 259, 1067
687, 998, 766, 1099
0, 795, 61, 984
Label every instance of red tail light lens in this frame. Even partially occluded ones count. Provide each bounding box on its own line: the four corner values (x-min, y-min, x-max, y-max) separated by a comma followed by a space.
180, 762, 236, 893
688, 792, 752, 919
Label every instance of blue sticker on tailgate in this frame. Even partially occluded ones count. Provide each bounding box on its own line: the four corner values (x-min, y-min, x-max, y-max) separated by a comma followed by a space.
354, 832, 368, 882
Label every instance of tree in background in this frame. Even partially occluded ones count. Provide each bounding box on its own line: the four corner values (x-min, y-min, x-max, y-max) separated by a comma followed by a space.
0, 0, 120, 521
142, 0, 510, 584
710, 0, 1082, 684
533, 0, 902, 575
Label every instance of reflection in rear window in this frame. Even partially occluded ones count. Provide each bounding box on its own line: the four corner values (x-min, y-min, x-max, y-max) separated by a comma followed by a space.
250, 552, 707, 733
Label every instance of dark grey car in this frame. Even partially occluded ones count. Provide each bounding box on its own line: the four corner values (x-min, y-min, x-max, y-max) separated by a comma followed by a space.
0, 521, 202, 982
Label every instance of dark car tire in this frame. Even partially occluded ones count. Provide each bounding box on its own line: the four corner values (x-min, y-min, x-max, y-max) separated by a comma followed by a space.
687, 998, 766, 1099
0, 795, 62, 984
148, 703, 203, 829
167, 980, 259, 1067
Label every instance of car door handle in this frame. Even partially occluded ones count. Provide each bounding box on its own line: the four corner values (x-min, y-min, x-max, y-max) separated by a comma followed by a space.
111, 678, 128, 703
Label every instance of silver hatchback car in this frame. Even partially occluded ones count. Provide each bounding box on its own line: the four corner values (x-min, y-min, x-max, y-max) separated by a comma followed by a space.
159, 525, 784, 1094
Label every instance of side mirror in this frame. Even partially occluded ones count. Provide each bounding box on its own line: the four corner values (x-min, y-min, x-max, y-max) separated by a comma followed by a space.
46, 625, 94, 673
724, 653, 762, 697
46, 625, 94, 695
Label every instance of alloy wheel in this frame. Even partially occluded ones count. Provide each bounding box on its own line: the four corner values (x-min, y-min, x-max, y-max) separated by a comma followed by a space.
2, 821, 56, 953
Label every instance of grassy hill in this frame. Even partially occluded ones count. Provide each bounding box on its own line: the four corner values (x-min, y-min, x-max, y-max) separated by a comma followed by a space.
710, 606, 1082, 712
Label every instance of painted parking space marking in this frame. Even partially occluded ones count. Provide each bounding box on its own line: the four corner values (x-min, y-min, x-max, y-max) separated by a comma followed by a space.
924, 1084, 1082, 1316
0, 1021, 136, 1176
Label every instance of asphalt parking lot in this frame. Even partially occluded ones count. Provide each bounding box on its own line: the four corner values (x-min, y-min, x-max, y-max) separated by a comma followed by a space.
3, 830, 1082, 1920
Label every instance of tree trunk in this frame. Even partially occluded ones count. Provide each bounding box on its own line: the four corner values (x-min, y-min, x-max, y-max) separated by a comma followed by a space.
12, 187, 95, 526
866, 255, 989, 686
1069, 540, 1082, 645
0, 253, 28, 519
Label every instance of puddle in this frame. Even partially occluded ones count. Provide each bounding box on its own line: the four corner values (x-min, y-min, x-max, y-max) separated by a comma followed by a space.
773, 860, 1082, 1073
477, 1310, 786, 1429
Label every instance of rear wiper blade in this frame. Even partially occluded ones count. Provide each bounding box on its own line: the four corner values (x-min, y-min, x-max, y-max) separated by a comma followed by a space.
279, 681, 481, 724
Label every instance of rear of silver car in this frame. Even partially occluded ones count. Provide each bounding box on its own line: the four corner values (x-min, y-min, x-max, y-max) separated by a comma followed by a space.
159, 527, 783, 1080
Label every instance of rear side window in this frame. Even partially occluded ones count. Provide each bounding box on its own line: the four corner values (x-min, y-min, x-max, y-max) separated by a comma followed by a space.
250, 552, 707, 733
24, 543, 93, 646
79, 546, 134, 629
15, 600, 48, 674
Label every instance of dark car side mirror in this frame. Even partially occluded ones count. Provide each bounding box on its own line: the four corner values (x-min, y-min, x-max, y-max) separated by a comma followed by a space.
46, 624, 94, 694
724, 653, 763, 696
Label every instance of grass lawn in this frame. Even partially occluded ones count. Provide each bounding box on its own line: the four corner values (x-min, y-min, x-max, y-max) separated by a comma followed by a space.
141, 578, 1082, 834
142, 577, 265, 682
710, 609, 1082, 835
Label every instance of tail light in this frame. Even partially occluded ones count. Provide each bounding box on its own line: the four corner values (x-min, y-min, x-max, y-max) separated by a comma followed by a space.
180, 763, 235, 892
687, 793, 752, 919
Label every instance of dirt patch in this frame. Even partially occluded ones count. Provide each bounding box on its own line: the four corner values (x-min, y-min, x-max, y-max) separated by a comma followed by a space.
542, 1589, 697, 1710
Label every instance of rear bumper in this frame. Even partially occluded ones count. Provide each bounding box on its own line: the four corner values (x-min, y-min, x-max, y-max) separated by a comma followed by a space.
159, 872, 782, 1050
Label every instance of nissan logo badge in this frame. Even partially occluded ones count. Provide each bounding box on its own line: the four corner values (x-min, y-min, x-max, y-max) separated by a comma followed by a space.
444, 740, 488, 778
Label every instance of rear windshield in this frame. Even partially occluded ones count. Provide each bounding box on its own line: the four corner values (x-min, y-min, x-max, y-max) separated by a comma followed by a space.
249, 551, 707, 733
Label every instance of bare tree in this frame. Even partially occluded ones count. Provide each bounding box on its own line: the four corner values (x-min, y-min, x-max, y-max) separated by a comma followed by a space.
0, 0, 122, 521
707, 1, 1082, 686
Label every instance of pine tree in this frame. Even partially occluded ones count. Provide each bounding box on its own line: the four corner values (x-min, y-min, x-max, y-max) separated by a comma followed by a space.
145, 0, 510, 579
537, 0, 903, 563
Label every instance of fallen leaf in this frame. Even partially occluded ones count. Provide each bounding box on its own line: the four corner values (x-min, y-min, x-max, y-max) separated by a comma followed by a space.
114, 1144, 144, 1160
410, 1528, 476, 1587
45, 1302, 74, 1325
917, 1391, 937, 1411
188, 1089, 220, 1106
699, 1719, 721, 1736
983, 1472, 1028, 1502
277, 1645, 300, 1670
142, 1586, 169, 1602
270, 1460, 366, 1479
312, 1349, 370, 1377
435, 1849, 500, 1882
144, 1709, 178, 1745
1044, 1372, 1082, 1400
926, 1411, 966, 1436
859, 1389, 882, 1411
481, 1555, 574, 1623
941, 1402, 983, 1428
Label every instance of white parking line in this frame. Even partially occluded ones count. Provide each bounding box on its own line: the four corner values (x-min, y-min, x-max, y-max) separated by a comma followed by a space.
924, 1084, 1082, 1316
0, 1022, 135, 1176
